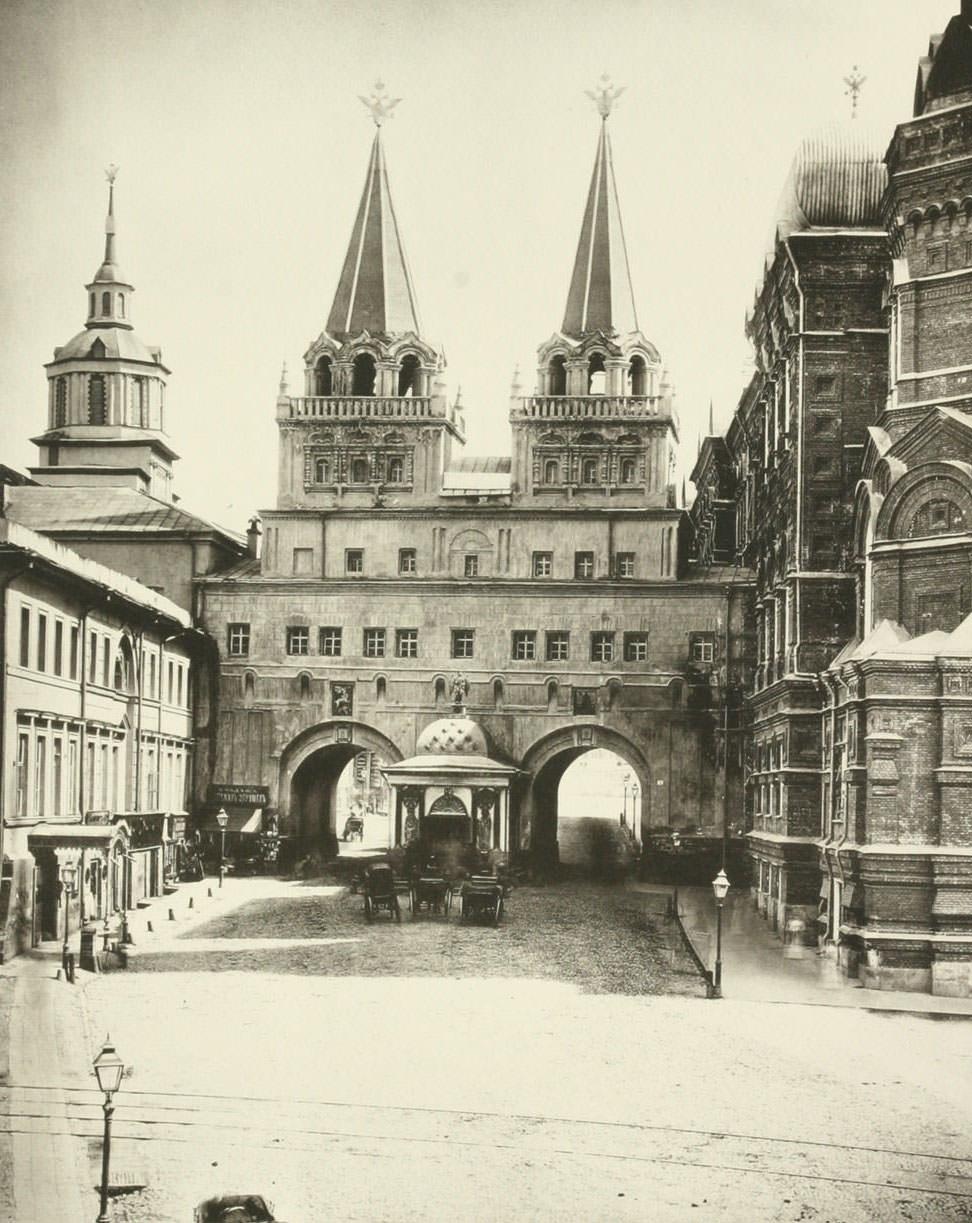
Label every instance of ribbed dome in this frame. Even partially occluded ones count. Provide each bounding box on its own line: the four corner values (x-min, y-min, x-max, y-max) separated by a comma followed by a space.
776, 122, 887, 240
415, 717, 488, 756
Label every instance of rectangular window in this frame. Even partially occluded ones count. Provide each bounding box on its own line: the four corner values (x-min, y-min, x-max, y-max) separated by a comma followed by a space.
85, 741, 95, 813
292, 547, 314, 575
615, 552, 635, 578
395, 628, 418, 658
16, 732, 29, 818
451, 628, 475, 659
399, 548, 417, 575
574, 551, 595, 579
286, 626, 309, 656
512, 630, 537, 661
167, 659, 175, 700
102, 635, 111, 687
464, 554, 479, 578
590, 631, 615, 662
148, 652, 157, 699
319, 626, 342, 656
227, 623, 250, 657
36, 613, 47, 672
623, 631, 649, 662
35, 736, 46, 817
19, 606, 30, 668
345, 549, 364, 574
532, 551, 553, 577
363, 628, 386, 658
88, 631, 98, 684
69, 625, 79, 680
692, 639, 714, 663
176, 664, 184, 707
111, 744, 119, 811
545, 630, 570, 661
52, 737, 63, 817
68, 739, 78, 815
53, 620, 64, 677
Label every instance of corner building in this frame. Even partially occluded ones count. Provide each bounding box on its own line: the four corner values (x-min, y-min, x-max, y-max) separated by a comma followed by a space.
200, 98, 751, 865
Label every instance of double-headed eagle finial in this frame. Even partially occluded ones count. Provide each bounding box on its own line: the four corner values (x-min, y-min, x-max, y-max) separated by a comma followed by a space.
843, 65, 866, 119
586, 73, 625, 120
360, 80, 401, 127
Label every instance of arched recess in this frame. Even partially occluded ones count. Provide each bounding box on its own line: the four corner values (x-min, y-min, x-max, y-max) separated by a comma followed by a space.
517, 724, 651, 861
875, 461, 972, 542
278, 720, 404, 845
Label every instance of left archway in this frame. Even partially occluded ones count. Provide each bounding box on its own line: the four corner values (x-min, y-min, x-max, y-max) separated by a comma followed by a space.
279, 722, 404, 850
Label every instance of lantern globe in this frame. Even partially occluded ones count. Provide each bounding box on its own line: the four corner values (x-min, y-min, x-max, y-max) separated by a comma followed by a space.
712, 869, 730, 902
93, 1038, 125, 1096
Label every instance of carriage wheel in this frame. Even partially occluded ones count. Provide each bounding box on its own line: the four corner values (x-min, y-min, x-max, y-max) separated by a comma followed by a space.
364, 895, 373, 923
493, 895, 503, 927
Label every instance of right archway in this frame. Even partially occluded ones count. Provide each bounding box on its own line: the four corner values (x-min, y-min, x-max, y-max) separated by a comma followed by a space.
518, 725, 651, 869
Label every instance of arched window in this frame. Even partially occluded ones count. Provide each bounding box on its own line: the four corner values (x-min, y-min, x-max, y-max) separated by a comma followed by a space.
376, 675, 387, 703
101, 291, 111, 315
243, 672, 255, 705
118, 294, 125, 318
582, 457, 598, 485
620, 458, 636, 485
387, 456, 405, 484
587, 353, 606, 395
546, 679, 558, 712
352, 353, 376, 396
351, 457, 369, 483
493, 677, 504, 708
543, 459, 560, 485
398, 354, 420, 396
670, 680, 684, 709
549, 355, 567, 395
314, 457, 329, 483
54, 378, 67, 427
88, 375, 107, 425
314, 356, 332, 396
299, 673, 311, 700
131, 377, 147, 427
627, 355, 647, 396
434, 676, 446, 707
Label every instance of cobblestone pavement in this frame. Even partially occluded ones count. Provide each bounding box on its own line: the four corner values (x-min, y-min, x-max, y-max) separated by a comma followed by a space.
5, 877, 972, 1222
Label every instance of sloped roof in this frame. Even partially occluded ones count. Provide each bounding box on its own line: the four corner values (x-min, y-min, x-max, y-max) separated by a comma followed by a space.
562, 120, 638, 338
4, 485, 244, 545
325, 129, 421, 340
916, 5, 972, 115
51, 325, 163, 366
775, 121, 887, 242
449, 456, 512, 474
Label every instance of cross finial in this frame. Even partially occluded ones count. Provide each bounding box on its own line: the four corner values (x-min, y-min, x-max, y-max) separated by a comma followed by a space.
843, 65, 866, 119
586, 73, 625, 121
359, 80, 401, 127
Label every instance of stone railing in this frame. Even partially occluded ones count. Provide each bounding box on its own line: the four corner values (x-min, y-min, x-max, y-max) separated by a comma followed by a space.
287, 396, 436, 420
511, 395, 671, 420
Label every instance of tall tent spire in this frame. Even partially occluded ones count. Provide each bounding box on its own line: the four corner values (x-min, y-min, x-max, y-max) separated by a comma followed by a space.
94, 164, 123, 284
562, 76, 638, 338
326, 83, 421, 340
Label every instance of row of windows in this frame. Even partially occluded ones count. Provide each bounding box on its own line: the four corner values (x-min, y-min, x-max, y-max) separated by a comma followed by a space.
89, 290, 126, 317
539, 457, 639, 486
320, 548, 645, 579
17, 603, 189, 706
311, 455, 407, 485
230, 622, 651, 664
53, 374, 151, 429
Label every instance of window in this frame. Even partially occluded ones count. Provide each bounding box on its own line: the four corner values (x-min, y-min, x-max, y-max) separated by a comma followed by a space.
19, 606, 29, 668
176, 664, 184, 707
352, 352, 376, 396
101, 291, 111, 315
351, 458, 369, 483
167, 659, 174, 702
88, 375, 107, 424
55, 377, 67, 426
293, 547, 314, 575
616, 552, 635, 578
319, 626, 342, 656
15, 732, 28, 818
543, 459, 560, 484
692, 639, 714, 664
315, 355, 332, 396
286, 626, 309, 656
88, 631, 98, 683
69, 626, 79, 679
619, 458, 636, 485
464, 554, 479, 577
364, 628, 386, 658
148, 652, 157, 698
52, 737, 63, 817
387, 456, 405, 484
532, 551, 553, 577
34, 736, 46, 818
582, 458, 598, 485
399, 548, 416, 575
346, 549, 364, 574
512, 630, 537, 660
227, 623, 250, 657
545, 631, 570, 661
451, 628, 475, 658
624, 632, 649, 663
590, 631, 615, 662
395, 628, 418, 658
814, 374, 836, 396
53, 621, 64, 677
132, 376, 147, 426
574, 551, 595, 579
102, 636, 111, 687
314, 457, 329, 484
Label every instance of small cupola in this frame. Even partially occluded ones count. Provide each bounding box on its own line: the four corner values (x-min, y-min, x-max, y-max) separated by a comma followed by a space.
85, 165, 134, 331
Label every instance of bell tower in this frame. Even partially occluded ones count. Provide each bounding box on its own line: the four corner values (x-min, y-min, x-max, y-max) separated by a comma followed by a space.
511, 78, 677, 507
31, 167, 177, 501
274, 84, 464, 513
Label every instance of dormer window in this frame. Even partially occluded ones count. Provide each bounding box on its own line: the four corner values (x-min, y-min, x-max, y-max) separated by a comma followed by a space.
352, 353, 376, 396
89, 338, 106, 360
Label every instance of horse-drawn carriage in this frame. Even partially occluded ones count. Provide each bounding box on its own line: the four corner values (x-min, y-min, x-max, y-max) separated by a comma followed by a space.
361, 863, 401, 922
457, 874, 504, 926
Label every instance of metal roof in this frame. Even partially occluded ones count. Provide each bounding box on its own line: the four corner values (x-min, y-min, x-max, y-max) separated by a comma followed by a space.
776, 121, 887, 240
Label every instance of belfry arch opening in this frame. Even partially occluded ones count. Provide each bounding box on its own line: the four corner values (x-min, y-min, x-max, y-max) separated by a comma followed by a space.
398, 354, 420, 396
549, 355, 567, 395
352, 353, 376, 396
315, 355, 333, 396
587, 353, 606, 395
627, 355, 647, 396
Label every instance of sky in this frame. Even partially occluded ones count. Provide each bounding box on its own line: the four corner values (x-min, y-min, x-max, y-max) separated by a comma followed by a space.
0, 0, 960, 531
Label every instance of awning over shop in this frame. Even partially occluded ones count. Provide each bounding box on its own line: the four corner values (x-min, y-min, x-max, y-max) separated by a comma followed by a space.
28, 822, 129, 848
198, 807, 263, 834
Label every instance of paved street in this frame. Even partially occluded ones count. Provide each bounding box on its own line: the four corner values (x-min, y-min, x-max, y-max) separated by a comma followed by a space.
3, 876, 972, 1221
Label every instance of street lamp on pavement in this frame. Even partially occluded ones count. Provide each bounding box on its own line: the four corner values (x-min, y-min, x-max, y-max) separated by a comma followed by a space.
216, 807, 228, 888
93, 1036, 126, 1222
710, 868, 730, 999
60, 862, 77, 971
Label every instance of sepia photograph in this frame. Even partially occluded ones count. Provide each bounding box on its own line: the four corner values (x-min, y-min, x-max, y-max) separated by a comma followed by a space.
0, 1, 970, 1219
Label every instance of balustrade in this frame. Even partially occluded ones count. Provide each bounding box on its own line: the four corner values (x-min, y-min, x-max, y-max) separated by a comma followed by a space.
512, 395, 670, 419
288, 396, 435, 419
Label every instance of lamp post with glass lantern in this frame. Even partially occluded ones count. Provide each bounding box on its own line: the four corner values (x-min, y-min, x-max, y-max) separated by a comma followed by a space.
630, 783, 639, 837
216, 807, 228, 887
93, 1036, 125, 1222
710, 868, 730, 998
60, 862, 77, 971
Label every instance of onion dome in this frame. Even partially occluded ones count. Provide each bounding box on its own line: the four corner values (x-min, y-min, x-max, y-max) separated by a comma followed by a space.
415, 717, 489, 756
774, 121, 887, 243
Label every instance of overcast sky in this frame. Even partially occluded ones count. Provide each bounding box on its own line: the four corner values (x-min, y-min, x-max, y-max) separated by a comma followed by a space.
0, 0, 959, 530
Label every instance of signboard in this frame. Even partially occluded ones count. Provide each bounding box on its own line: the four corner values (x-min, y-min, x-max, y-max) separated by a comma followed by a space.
208, 784, 270, 806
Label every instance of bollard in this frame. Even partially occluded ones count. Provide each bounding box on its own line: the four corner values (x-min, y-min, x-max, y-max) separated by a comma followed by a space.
188, 896, 194, 909
168, 908, 176, 922
146, 920, 153, 933
207, 887, 213, 899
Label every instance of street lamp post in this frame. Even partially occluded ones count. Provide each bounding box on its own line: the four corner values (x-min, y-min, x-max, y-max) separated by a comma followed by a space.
60, 862, 77, 971
710, 868, 730, 999
93, 1036, 125, 1222
631, 784, 639, 837
216, 807, 228, 888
